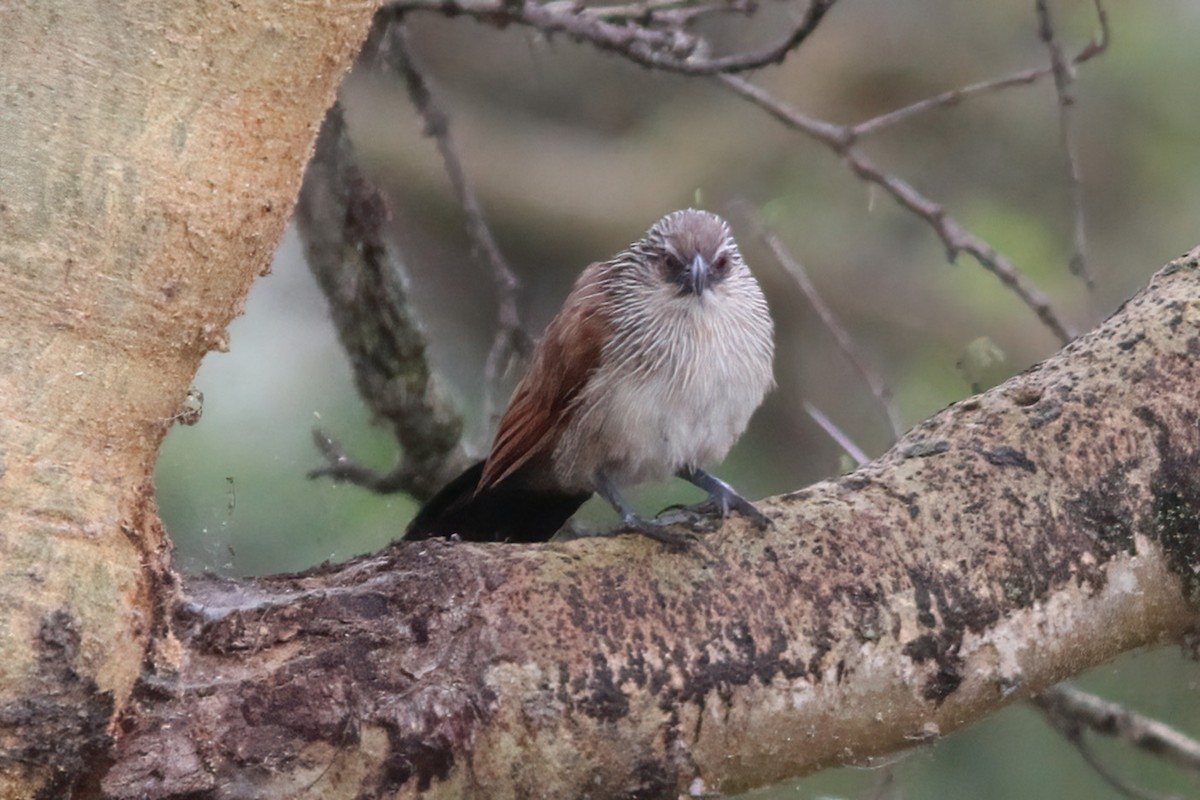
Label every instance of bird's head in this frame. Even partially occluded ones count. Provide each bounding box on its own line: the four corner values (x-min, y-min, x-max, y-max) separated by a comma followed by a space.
635, 209, 744, 297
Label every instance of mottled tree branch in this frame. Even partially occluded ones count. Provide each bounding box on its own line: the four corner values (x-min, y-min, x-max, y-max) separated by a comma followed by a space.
297, 98, 468, 502
102, 251, 1200, 799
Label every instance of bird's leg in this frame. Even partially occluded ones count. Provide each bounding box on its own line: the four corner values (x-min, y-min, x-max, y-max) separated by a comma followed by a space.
594, 472, 694, 547
673, 466, 772, 528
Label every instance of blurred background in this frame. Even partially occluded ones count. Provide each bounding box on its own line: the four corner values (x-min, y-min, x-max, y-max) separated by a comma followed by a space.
155, 1, 1200, 797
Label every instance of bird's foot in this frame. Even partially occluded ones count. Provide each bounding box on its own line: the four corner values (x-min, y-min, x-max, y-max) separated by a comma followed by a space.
653, 503, 724, 532
658, 491, 772, 530
673, 466, 773, 529
719, 493, 774, 529
618, 515, 698, 549
594, 472, 697, 548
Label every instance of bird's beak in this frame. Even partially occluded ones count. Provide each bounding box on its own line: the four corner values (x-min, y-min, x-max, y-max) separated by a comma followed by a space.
686, 255, 711, 295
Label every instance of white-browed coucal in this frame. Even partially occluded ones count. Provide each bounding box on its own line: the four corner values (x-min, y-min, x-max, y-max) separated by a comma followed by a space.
406, 209, 775, 544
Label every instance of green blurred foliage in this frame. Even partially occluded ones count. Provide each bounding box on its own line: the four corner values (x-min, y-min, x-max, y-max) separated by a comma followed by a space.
156, 233, 418, 575
155, 0, 1200, 797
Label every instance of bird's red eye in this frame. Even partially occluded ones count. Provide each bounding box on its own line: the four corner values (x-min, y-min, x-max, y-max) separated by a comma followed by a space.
713, 254, 729, 272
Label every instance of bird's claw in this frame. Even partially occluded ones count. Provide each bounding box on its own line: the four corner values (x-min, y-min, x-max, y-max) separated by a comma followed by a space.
619, 516, 698, 549
653, 502, 723, 532
729, 497, 774, 530
656, 495, 772, 530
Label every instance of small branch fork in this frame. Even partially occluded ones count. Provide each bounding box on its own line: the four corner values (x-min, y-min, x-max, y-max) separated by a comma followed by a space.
718, 0, 1107, 342
389, 0, 836, 76
1034, 684, 1200, 800
851, 0, 1108, 138
719, 74, 1076, 344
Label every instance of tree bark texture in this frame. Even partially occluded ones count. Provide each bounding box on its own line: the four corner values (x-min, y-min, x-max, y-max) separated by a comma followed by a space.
101, 252, 1200, 798
0, 3, 376, 798
295, 99, 468, 502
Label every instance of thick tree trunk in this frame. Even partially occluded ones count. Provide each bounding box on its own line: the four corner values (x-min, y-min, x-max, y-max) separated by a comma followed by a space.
101, 252, 1200, 798
0, 3, 375, 798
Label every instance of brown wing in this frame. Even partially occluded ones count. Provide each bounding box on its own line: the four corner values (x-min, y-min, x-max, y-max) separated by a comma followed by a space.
478, 264, 611, 491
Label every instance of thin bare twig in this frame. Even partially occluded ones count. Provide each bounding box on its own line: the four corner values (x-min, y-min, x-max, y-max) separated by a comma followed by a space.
389, 0, 838, 75
853, 68, 1053, 139
860, 766, 902, 800
851, 0, 1109, 138
804, 402, 869, 466
739, 204, 903, 438
1034, 684, 1200, 777
555, 0, 717, 22
719, 74, 1076, 344
1067, 735, 1182, 800
655, 0, 836, 74
1036, 0, 1094, 289
380, 18, 533, 437
1035, 690, 1191, 800
544, 0, 751, 30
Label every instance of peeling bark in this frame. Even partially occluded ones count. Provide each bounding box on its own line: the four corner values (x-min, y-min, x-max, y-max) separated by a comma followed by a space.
101, 252, 1200, 798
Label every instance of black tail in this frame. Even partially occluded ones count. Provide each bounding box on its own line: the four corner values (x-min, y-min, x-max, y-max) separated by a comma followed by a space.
405, 460, 591, 543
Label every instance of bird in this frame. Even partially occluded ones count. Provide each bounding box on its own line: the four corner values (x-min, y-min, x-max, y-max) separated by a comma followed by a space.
406, 208, 775, 545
